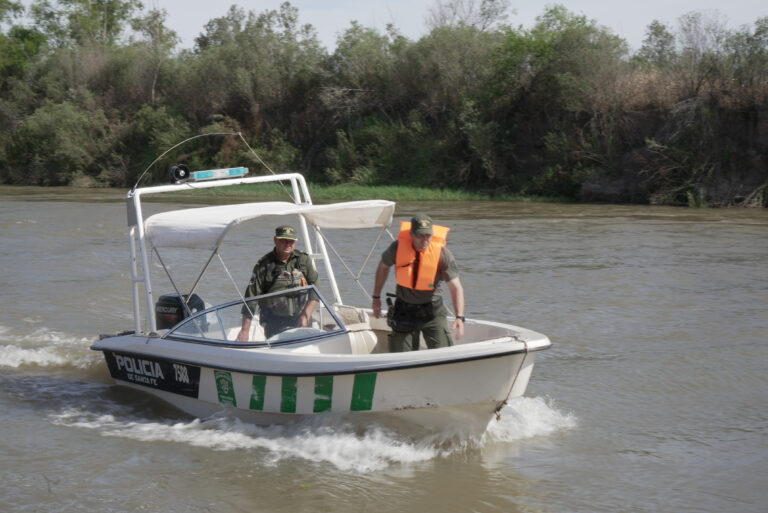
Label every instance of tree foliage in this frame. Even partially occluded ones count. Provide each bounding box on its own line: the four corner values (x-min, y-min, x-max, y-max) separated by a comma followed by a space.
0, 1, 766, 206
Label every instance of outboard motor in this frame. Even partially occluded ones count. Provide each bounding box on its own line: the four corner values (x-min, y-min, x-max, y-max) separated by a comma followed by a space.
155, 293, 205, 330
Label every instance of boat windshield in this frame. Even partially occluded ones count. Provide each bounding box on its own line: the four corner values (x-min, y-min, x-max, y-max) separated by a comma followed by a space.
164, 286, 344, 345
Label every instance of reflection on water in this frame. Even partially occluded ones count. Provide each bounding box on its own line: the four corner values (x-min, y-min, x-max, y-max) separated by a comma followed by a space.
1, 188, 767, 512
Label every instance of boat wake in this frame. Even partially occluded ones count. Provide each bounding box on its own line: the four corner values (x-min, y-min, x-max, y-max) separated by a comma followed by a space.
486, 395, 577, 442
48, 396, 576, 472
0, 325, 100, 370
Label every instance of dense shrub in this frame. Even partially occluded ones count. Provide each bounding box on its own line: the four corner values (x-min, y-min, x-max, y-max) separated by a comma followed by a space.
0, 1, 766, 205
3, 101, 111, 185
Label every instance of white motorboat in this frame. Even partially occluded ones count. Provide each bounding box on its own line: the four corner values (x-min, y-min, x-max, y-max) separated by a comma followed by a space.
92, 151, 551, 435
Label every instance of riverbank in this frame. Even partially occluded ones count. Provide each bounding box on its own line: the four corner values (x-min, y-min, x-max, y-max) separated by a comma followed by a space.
163, 182, 564, 203
0, 182, 563, 204
2, 180, 765, 207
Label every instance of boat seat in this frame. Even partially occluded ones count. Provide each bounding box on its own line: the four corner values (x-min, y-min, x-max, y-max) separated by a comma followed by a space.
334, 305, 370, 327
333, 305, 377, 354
347, 329, 377, 354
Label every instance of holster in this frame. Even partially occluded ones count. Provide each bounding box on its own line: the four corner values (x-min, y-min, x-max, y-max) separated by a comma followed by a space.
387, 298, 436, 333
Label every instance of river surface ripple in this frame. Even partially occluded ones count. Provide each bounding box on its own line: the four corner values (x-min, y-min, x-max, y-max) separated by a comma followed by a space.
1, 189, 766, 513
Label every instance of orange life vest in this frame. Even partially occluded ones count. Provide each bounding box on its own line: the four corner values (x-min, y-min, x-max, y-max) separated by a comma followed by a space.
395, 221, 450, 291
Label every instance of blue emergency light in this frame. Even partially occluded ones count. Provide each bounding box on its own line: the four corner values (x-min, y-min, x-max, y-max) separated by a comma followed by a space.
189, 167, 249, 181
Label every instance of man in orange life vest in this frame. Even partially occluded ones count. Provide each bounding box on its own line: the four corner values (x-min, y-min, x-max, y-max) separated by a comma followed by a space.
371, 214, 465, 351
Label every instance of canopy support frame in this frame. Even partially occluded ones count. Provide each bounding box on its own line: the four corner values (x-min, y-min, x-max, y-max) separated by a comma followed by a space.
126, 172, 393, 334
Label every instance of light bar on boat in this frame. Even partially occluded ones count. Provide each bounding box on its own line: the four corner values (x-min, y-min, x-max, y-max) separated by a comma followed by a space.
188, 167, 249, 182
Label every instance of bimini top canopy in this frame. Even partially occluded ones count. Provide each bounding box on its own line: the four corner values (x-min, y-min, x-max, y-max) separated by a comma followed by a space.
144, 200, 395, 250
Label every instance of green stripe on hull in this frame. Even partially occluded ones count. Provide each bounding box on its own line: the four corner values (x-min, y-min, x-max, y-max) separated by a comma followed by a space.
313, 376, 333, 413
350, 373, 377, 411
281, 376, 298, 413
250, 375, 266, 410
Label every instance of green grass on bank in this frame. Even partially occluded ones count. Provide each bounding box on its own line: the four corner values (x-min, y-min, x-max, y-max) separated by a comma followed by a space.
151, 182, 563, 203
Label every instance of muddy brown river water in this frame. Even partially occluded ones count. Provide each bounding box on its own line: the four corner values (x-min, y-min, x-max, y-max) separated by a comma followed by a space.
1, 187, 766, 512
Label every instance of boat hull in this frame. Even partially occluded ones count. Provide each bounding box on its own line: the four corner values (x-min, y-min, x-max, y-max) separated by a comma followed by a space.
96, 337, 538, 434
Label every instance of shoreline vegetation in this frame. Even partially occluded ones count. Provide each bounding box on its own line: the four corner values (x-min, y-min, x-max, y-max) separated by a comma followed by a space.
0, 181, 554, 203
168, 182, 555, 203
1, 1, 767, 207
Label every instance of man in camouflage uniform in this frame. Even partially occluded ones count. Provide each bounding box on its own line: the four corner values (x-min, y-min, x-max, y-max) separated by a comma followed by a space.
236, 225, 319, 340
371, 214, 465, 352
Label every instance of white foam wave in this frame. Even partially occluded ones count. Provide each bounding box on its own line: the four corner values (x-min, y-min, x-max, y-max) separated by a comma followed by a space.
0, 345, 71, 368
0, 325, 98, 369
49, 396, 575, 472
486, 396, 577, 442
50, 410, 437, 472
13, 218, 38, 225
